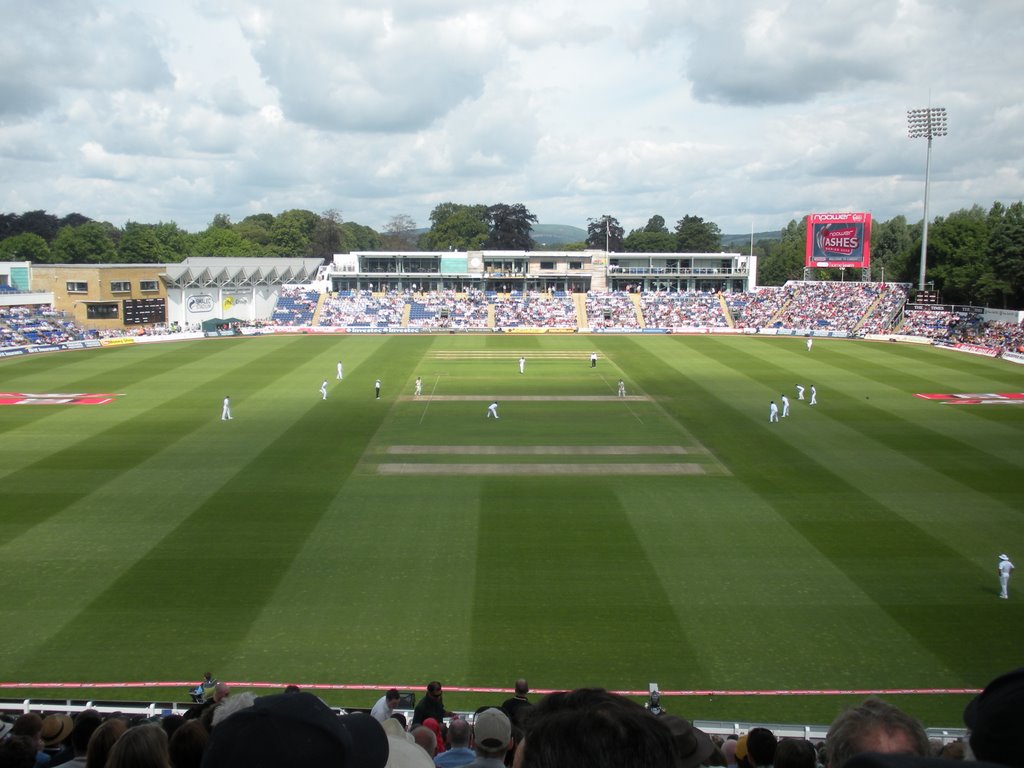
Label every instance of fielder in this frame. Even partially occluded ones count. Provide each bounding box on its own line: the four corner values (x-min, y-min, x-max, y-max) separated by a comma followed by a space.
221, 396, 233, 420
806, 337, 813, 352
618, 379, 626, 397
375, 379, 381, 399
519, 356, 526, 374
336, 361, 344, 380
796, 384, 805, 400
999, 554, 1015, 599
320, 380, 328, 400
769, 400, 779, 423
781, 394, 790, 417
415, 377, 422, 397
810, 385, 817, 405
487, 400, 499, 419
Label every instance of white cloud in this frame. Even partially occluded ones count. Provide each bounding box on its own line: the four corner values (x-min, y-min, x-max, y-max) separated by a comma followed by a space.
0, 0, 1021, 237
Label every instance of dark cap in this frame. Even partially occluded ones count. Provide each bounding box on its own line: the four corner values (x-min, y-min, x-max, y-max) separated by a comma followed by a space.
201, 692, 388, 768
660, 715, 715, 768
963, 667, 1024, 767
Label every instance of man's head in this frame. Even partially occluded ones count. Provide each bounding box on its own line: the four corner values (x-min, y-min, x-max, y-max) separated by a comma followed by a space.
474, 708, 512, 759
426, 681, 443, 699
70, 711, 103, 757
446, 718, 473, 749
963, 666, 1024, 767
411, 726, 437, 757
11, 713, 44, 750
201, 692, 388, 768
515, 679, 529, 697
513, 688, 679, 768
746, 727, 777, 768
825, 697, 929, 768
386, 688, 401, 709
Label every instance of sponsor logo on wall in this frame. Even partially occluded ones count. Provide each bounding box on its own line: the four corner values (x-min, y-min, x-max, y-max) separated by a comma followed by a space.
187, 294, 215, 313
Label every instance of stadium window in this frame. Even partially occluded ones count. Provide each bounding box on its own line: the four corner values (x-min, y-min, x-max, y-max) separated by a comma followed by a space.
540, 261, 555, 270
66, 281, 88, 293
86, 303, 119, 319
569, 261, 582, 270
110, 281, 131, 293
140, 280, 159, 292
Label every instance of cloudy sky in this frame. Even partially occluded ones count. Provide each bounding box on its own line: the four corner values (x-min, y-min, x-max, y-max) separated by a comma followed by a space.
2, 0, 1021, 236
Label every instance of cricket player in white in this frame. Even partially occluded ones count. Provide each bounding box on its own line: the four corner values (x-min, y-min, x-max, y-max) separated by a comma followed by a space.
810, 385, 817, 405
781, 394, 790, 417
320, 380, 328, 400
415, 377, 422, 396
375, 379, 381, 399
487, 401, 499, 419
618, 379, 626, 397
769, 400, 779, 422
519, 356, 525, 374
796, 384, 805, 400
999, 554, 1015, 599
590, 352, 598, 368
806, 337, 813, 351
336, 361, 344, 380
221, 396, 232, 420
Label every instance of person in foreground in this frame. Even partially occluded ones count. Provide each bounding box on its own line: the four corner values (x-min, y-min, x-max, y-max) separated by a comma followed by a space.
512, 688, 679, 768
824, 697, 929, 768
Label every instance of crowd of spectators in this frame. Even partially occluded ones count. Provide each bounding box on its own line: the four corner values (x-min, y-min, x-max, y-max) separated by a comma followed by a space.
728, 287, 794, 329
0, 306, 95, 347
968, 320, 1024, 353
641, 292, 729, 329
317, 291, 406, 328
407, 290, 490, 330
900, 310, 969, 339
768, 283, 894, 332
492, 292, 577, 329
1, 282, 1021, 355
848, 284, 910, 334
3, 666, 1022, 768
269, 287, 319, 326
586, 292, 642, 329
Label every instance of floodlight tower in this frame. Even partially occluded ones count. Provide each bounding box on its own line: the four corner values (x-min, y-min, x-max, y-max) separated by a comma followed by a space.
907, 107, 948, 292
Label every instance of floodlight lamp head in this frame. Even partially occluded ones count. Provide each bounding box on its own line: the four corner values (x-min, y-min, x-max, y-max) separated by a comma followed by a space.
907, 107, 948, 139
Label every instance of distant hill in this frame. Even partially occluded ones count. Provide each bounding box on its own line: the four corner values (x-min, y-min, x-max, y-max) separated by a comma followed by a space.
721, 231, 782, 248
404, 225, 778, 249
532, 224, 587, 246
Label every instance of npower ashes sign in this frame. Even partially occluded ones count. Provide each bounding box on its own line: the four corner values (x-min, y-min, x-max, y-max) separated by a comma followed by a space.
805, 212, 872, 269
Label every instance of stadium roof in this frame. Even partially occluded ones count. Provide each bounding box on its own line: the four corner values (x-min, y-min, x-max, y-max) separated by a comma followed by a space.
161, 257, 323, 289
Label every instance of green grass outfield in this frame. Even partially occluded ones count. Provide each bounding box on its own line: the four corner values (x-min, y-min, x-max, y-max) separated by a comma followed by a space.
1, 333, 1022, 727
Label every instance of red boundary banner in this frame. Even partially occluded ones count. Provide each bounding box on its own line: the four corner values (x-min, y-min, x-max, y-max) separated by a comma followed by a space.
0, 681, 980, 696
0, 393, 121, 405
915, 393, 1024, 404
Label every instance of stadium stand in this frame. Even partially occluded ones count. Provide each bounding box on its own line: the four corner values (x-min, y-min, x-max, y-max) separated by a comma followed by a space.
492, 291, 577, 329
0, 683, 982, 768
586, 291, 643, 329
0, 306, 96, 347
640, 291, 729, 329
5, 282, 1022, 361
269, 288, 320, 326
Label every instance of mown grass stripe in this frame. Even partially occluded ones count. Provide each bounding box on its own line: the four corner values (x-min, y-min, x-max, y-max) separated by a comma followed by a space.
17, 337, 426, 680
471, 479, 702, 688
617, 335, 1024, 685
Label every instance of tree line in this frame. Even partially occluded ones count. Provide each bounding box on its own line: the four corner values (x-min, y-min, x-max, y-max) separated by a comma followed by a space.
1, 201, 1022, 308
